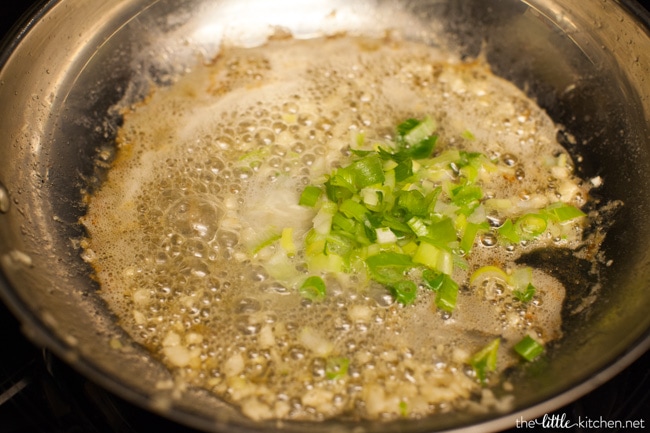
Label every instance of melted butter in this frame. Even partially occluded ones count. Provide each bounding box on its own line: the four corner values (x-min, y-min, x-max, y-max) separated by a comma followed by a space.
81, 35, 593, 421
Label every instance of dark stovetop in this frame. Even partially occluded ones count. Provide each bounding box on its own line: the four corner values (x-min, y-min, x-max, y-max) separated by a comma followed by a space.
1, 1, 649, 433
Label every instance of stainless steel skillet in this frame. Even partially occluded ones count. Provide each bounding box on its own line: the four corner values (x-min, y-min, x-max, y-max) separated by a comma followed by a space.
0, 1, 649, 431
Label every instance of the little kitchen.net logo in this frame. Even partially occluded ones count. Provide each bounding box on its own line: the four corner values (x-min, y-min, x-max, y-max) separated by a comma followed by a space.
516, 413, 646, 430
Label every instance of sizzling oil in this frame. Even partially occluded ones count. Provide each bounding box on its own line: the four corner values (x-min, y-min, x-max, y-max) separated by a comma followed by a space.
81, 35, 593, 421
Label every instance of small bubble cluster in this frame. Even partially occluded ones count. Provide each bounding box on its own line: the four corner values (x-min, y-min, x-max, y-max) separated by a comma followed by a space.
81, 35, 593, 422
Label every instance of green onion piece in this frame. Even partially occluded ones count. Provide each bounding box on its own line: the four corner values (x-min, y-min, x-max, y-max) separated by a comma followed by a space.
299, 185, 322, 207
544, 202, 586, 222
380, 214, 413, 235
469, 265, 509, 287
470, 338, 500, 383
396, 190, 428, 217
461, 130, 476, 140
325, 356, 350, 380
498, 219, 520, 243
332, 212, 357, 233
349, 154, 386, 189
412, 241, 441, 270
366, 252, 413, 285
402, 116, 436, 144
398, 401, 409, 417
460, 164, 478, 183
280, 228, 296, 257
407, 216, 429, 237
425, 187, 442, 212
394, 159, 414, 182
360, 187, 383, 210
429, 149, 460, 167
325, 174, 355, 202
514, 283, 536, 303
396, 118, 422, 140
300, 276, 327, 301
510, 266, 533, 289
434, 273, 459, 312
515, 213, 547, 239
514, 335, 544, 361
307, 253, 345, 273
408, 135, 438, 160
312, 202, 337, 235
511, 267, 535, 302
252, 235, 281, 255
339, 199, 368, 222
436, 249, 454, 275
460, 222, 489, 254
451, 184, 483, 213
425, 217, 458, 247
457, 151, 483, 167
391, 280, 418, 305
375, 227, 397, 244
325, 233, 353, 257
422, 269, 441, 290
412, 241, 454, 275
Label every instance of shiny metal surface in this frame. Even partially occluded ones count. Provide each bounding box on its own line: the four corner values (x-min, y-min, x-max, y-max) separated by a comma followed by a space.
0, 1, 649, 432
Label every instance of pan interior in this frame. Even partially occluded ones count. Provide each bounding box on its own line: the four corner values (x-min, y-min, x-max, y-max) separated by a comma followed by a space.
0, 1, 648, 432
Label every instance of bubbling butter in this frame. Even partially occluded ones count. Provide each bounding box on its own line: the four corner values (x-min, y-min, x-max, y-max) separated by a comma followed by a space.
81, 35, 595, 421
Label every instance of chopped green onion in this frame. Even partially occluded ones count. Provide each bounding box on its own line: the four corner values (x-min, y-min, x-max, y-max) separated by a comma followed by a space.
515, 213, 547, 240
511, 266, 535, 302
412, 240, 454, 275
366, 252, 413, 285
280, 228, 296, 257
470, 338, 500, 383
514, 283, 536, 302
300, 276, 327, 301
332, 212, 357, 233
325, 232, 354, 257
400, 116, 437, 146
349, 154, 386, 189
461, 129, 476, 140
375, 227, 398, 244
393, 159, 414, 182
391, 280, 418, 305
422, 269, 441, 290
451, 184, 483, 213
398, 401, 409, 417
325, 356, 350, 380
460, 221, 489, 254
296, 116, 583, 312
251, 232, 282, 254
299, 185, 322, 207
379, 214, 412, 234
469, 265, 509, 287
412, 241, 441, 270
543, 202, 586, 222
510, 266, 533, 289
312, 202, 337, 235
434, 273, 459, 312
339, 199, 368, 222
498, 219, 520, 244
407, 216, 429, 237
514, 335, 544, 361
396, 118, 422, 140
396, 190, 428, 217
307, 252, 345, 273
325, 174, 355, 202
360, 187, 383, 210
425, 217, 457, 246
